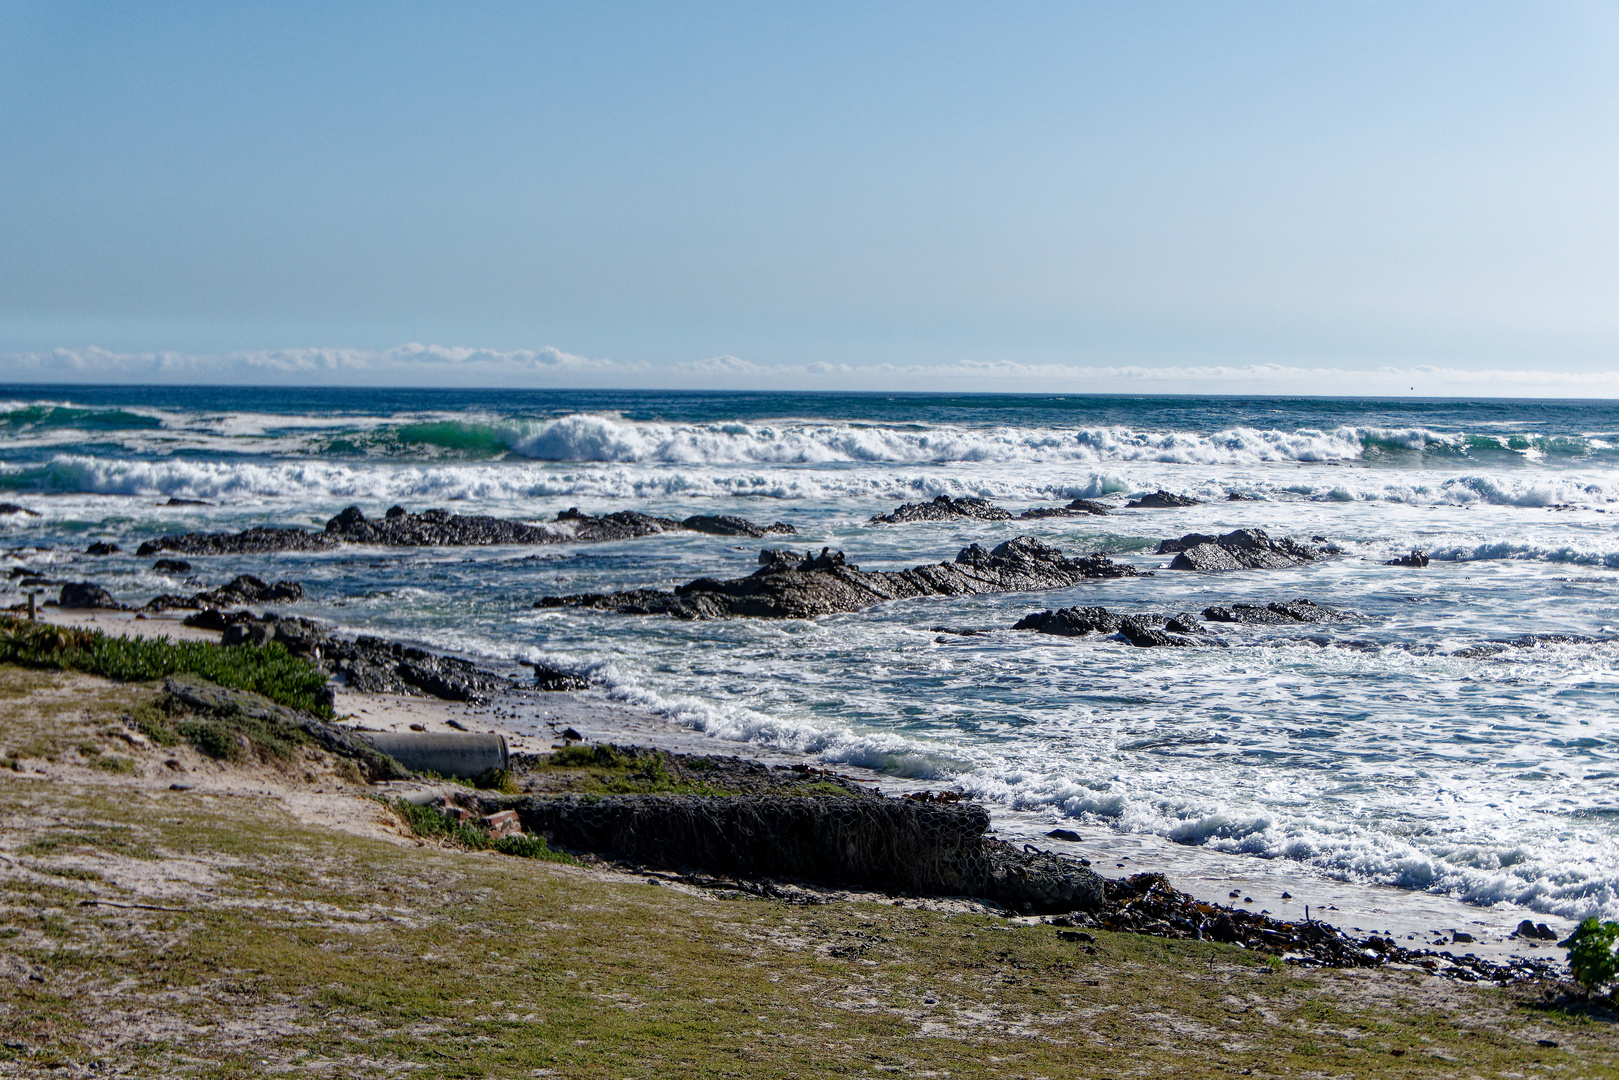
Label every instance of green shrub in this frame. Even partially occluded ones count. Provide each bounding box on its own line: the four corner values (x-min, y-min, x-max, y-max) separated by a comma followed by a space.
0, 618, 331, 717
1566, 918, 1619, 991
392, 799, 575, 864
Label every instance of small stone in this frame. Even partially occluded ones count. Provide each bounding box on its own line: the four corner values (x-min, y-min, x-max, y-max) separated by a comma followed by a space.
1045, 828, 1082, 842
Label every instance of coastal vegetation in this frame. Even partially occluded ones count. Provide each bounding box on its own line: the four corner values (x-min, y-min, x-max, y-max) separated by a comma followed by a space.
0, 664, 1613, 1076
0, 617, 331, 716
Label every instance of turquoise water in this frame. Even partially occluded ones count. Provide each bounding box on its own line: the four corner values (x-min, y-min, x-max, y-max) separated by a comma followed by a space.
3, 385, 1618, 922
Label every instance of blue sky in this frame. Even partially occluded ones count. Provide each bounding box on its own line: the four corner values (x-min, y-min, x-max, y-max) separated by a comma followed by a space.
2, 2, 1617, 393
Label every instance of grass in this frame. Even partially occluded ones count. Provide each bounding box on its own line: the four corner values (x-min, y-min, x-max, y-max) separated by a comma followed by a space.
0, 617, 331, 717
391, 797, 577, 863
534, 744, 842, 797
1, 664, 1615, 1078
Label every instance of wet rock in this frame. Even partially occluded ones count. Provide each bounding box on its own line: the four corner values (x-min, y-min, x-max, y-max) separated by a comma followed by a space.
1226, 492, 1258, 501
326, 504, 565, 546
1014, 606, 1206, 642
0, 503, 40, 516
58, 582, 121, 609
84, 542, 122, 556
541, 536, 1143, 620
519, 659, 591, 691
870, 495, 1013, 524
1202, 599, 1357, 624
1513, 919, 1559, 940
330, 636, 509, 704
1013, 606, 1122, 636
1118, 616, 1201, 648
1046, 828, 1083, 842
137, 526, 338, 557
143, 574, 305, 612
680, 514, 796, 537
164, 497, 211, 506
1019, 498, 1112, 519
1126, 490, 1202, 509
152, 558, 192, 574
1162, 529, 1339, 572
1387, 550, 1430, 567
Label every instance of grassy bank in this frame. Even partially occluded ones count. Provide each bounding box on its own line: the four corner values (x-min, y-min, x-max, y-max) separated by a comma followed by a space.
0, 665, 1613, 1078
0, 617, 331, 716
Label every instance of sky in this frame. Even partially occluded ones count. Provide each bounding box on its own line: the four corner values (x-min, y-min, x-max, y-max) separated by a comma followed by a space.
2, 1, 1617, 394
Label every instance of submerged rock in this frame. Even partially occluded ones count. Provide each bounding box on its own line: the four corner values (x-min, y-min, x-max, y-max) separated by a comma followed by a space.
84, 542, 121, 556
540, 536, 1143, 620
1160, 529, 1338, 571
58, 582, 121, 609
152, 558, 192, 574
1126, 489, 1202, 509
1202, 599, 1357, 624
0, 503, 40, 516
870, 495, 1013, 524
1387, 550, 1430, 567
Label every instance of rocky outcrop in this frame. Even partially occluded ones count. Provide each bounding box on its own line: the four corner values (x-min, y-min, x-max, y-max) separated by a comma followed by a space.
870, 495, 1014, 524
1202, 599, 1356, 624
1387, 550, 1430, 567
84, 542, 121, 556
194, 609, 588, 702
1126, 490, 1201, 509
138, 505, 795, 554
1159, 529, 1339, 571
137, 526, 338, 557
678, 514, 796, 537
540, 537, 1143, 620
509, 792, 1105, 912
1014, 606, 1206, 646
58, 582, 121, 609
143, 574, 305, 613
1018, 498, 1112, 519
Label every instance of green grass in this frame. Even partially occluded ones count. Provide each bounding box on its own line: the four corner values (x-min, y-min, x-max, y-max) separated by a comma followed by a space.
392, 797, 577, 863
0, 617, 331, 716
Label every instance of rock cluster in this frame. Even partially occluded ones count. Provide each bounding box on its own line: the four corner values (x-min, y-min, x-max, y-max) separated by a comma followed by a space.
1013, 606, 1207, 647
1018, 498, 1112, 519
189, 609, 588, 702
1084, 873, 1564, 983
136, 526, 338, 557
136, 504, 795, 554
1126, 490, 1202, 508
143, 574, 305, 613
870, 495, 1014, 524
1159, 528, 1339, 571
1387, 550, 1430, 567
1201, 599, 1356, 624
540, 536, 1142, 620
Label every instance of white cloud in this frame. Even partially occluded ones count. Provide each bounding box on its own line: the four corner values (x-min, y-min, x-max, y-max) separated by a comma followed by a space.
3, 344, 1616, 397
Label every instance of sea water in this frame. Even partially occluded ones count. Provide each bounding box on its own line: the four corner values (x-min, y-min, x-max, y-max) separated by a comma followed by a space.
3, 386, 1617, 934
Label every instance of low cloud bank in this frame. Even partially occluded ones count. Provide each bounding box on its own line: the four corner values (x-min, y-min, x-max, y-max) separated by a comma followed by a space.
5, 344, 1616, 398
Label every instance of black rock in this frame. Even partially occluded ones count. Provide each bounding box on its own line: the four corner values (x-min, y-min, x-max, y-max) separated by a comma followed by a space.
152, 559, 192, 574
58, 582, 121, 609
1202, 599, 1356, 624
1046, 828, 1083, 842
1126, 490, 1202, 509
1387, 550, 1430, 567
680, 514, 796, 537
519, 659, 590, 691
541, 536, 1143, 620
870, 495, 1013, 524
164, 497, 212, 506
1118, 616, 1200, 648
1162, 529, 1339, 571
137, 526, 338, 557
144, 574, 305, 612
1226, 492, 1258, 501
1019, 498, 1112, 519
84, 542, 122, 556
1013, 606, 1122, 636
0, 503, 40, 516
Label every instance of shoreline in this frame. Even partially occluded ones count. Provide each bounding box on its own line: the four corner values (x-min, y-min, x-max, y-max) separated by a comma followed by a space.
33, 604, 1579, 965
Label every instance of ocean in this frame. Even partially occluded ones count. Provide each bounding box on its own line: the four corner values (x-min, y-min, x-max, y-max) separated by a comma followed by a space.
3, 385, 1618, 927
